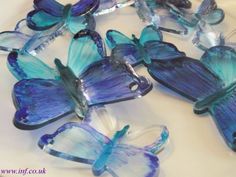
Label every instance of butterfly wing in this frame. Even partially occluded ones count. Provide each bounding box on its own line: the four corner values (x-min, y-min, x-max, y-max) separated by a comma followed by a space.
209, 90, 236, 151
97, 144, 159, 177
33, 0, 64, 17
139, 25, 163, 45
0, 31, 30, 54
68, 30, 105, 77
106, 29, 134, 49
80, 59, 152, 105
27, 10, 61, 31
111, 44, 143, 66
67, 14, 96, 34
144, 41, 186, 61
7, 52, 58, 80
71, 0, 100, 16
201, 46, 236, 86
148, 57, 224, 101
38, 122, 110, 163
13, 79, 75, 130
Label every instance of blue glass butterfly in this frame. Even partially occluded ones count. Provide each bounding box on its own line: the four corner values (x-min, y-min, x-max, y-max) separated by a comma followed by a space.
106, 25, 185, 70
26, 0, 98, 34
141, 0, 224, 35
0, 19, 66, 55
38, 122, 165, 177
143, 45, 236, 151
8, 29, 152, 130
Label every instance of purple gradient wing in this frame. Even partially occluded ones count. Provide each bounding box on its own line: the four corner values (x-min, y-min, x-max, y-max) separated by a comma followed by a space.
27, 10, 61, 31
104, 144, 159, 177
71, 0, 100, 16
80, 59, 152, 105
13, 79, 75, 130
38, 122, 110, 163
34, 0, 64, 17
147, 57, 224, 101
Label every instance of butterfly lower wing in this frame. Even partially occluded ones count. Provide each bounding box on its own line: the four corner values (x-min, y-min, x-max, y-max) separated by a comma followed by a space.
80, 59, 152, 105
27, 10, 61, 31
144, 41, 186, 60
139, 25, 163, 45
148, 57, 224, 101
106, 30, 134, 49
0, 31, 30, 54
34, 0, 64, 17
68, 14, 96, 34
111, 44, 143, 66
102, 144, 159, 177
39, 122, 110, 163
13, 79, 75, 129
202, 9, 224, 25
209, 89, 236, 151
68, 30, 105, 77
201, 46, 236, 86
7, 52, 58, 80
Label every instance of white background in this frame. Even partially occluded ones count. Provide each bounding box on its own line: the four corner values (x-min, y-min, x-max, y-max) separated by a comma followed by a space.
0, 0, 236, 177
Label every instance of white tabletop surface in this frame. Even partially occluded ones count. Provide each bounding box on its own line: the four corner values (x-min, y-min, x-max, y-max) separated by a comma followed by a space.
0, 0, 236, 177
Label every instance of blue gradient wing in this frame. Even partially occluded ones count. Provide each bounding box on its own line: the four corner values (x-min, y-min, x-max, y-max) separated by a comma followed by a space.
106, 30, 134, 49
144, 41, 186, 60
209, 89, 236, 151
148, 57, 224, 101
140, 25, 163, 45
68, 30, 105, 77
13, 79, 75, 130
68, 14, 96, 34
27, 10, 61, 31
111, 44, 143, 66
33, 0, 64, 17
80, 59, 152, 105
102, 144, 159, 177
7, 52, 58, 80
38, 122, 110, 163
201, 46, 236, 86
71, 0, 100, 16
0, 31, 30, 54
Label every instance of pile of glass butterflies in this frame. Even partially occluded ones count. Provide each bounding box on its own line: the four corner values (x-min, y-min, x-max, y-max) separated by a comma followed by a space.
0, 0, 236, 176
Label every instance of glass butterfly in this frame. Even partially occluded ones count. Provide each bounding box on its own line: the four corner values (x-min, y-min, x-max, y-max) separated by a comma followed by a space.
0, 19, 66, 55
8, 29, 152, 130
26, 0, 98, 34
106, 25, 185, 70
143, 45, 236, 151
38, 121, 167, 177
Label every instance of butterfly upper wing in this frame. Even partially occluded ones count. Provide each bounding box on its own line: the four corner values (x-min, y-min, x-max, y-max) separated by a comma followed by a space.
13, 79, 75, 130
148, 57, 224, 101
0, 31, 30, 54
67, 14, 96, 34
33, 0, 64, 17
201, 46, 236, 86
38, 122, 110, 163
68, 30, 105, 77
209, 89, 236, 151
71, 0, 100, 16
27, 10, 61, 31
144, 41, 186, 61
7, 52, 58, 80
139, 25, 163, 45
101, 144, 159, 177
80, 58, 152, 105
106, 30, 134, 49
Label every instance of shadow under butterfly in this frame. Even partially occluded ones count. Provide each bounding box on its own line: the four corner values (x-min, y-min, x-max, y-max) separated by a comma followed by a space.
38, 107, 169, 177
7, 29, 152, 130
